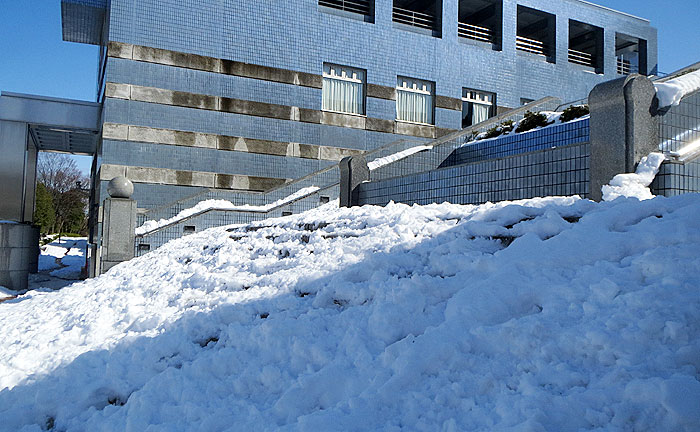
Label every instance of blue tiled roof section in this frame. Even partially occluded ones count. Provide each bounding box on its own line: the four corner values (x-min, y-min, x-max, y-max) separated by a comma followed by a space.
61, 0, 108, 45
447, 117, 590, 166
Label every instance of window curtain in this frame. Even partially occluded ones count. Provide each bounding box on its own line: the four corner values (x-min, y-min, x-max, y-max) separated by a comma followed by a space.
472, 103, 490, 125
397, 90, 432, 124
322, 78, 363, 114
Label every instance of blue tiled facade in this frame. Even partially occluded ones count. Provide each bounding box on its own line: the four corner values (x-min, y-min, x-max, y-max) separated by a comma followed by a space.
89, 0, 657, 211
450, 117, 590, 165
358, 143, 590, 205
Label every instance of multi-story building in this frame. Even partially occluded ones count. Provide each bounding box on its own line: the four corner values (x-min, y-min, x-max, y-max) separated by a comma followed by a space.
59, 0, 657, 267
64, 0, 657, 204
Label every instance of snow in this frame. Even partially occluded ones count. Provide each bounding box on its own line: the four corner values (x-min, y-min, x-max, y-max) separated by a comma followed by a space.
0, 286, 15, 297
654, 69, 700, 108
367, 145, 433, 170
136, 186, 320, 236
602, 153, 666, 201
37, 237, 87, 280
466, 111, 589, 144
1, 194, 699, 431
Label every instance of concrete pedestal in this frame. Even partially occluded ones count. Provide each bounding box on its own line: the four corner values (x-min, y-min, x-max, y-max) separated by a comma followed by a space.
339, 156, 370, 207
100, 197, 137, 274
589, 74, 659, 201
0, 222, 38, 291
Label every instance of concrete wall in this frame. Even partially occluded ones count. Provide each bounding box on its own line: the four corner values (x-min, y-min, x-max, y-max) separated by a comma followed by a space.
0, 223, 38, 291
0, 121, 31, 222
357, 142, 590, 206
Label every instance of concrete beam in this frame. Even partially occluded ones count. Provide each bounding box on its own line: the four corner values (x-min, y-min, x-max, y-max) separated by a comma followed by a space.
0, 92, 101, 131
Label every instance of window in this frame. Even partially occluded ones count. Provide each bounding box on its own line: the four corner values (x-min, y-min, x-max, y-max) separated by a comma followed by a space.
569, 20, 603, 73
282, 211, 293, 217
396, 77, 434, 125
318, 0, 374, 22
520, 98, 534, 106
458, 0, 502, 50
616, 33, 647, 75
322, 64, 366, 115
319, 196, 330, 204
393, 0, 442, 37
516, 5, 556, 63
183, 225, 196, 234
462, 89, 495, 128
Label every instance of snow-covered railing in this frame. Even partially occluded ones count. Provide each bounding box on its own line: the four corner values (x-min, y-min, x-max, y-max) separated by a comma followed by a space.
654, 69, 700, 108
136, 186, 324, 237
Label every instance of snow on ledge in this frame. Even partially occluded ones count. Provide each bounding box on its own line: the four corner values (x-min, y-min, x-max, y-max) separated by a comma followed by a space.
136, 186, 320, 236
654, 69, 700, 108
602, 153, 666, 201
367, 145, 433, 170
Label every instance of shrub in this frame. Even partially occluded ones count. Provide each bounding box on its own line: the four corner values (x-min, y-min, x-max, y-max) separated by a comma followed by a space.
515, 111, 552, 133
560, 105, 590, 123
482, 120, 514, 139
483, 126, 502, 139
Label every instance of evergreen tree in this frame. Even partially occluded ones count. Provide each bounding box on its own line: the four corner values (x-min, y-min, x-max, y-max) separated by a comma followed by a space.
36, 153, 89, 235
33, 182, 55, 235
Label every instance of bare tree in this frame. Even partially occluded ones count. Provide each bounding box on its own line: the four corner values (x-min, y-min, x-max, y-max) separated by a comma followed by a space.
37, 153, 87, 194
36, 153, 89, 235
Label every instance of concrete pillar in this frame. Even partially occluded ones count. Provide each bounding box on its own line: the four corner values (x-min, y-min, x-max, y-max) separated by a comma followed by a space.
339, 156, 370, 208
0, 120, 30, 222
588, 74, 659, 201
100, 177, 136, 274
0, 222, 35, 291
28, 226, 40, 274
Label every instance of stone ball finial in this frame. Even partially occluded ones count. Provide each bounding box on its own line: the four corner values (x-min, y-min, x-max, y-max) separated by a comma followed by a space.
107, 176, 134, 198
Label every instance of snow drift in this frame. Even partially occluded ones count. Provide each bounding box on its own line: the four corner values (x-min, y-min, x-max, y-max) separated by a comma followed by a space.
654, 69, 700, 108
1, 195, 700, 431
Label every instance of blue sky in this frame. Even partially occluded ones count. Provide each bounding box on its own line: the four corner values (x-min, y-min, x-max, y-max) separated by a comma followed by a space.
0, 1, 698, 173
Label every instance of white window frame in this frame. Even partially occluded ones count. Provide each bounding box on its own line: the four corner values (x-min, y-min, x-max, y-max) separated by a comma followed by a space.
396, 76, 434, 125
322, 63, 366, 115
462, 88, 495, 128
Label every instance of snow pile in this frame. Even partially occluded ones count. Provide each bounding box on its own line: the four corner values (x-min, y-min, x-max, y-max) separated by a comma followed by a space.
654, 69, 700, 108
136, 186, 320, 235
367, 145, 433, 170
602, 153, 666, 201
1, 196, 700, 431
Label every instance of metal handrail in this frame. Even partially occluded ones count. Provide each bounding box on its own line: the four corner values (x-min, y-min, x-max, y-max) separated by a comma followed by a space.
516, 35, 548, 57
392, 6, 436, 30
568, 49, 595, 68
318, 0, 371, 15
617, 57, 638, 75
136, 183, 341, 238
457, 22, 493, 43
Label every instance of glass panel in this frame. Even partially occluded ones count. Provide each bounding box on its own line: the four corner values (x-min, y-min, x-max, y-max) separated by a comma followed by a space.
396, 76, 434, 124
472, 103, 490, 124
322, 64, 365, 115
323, 78, 364, 114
